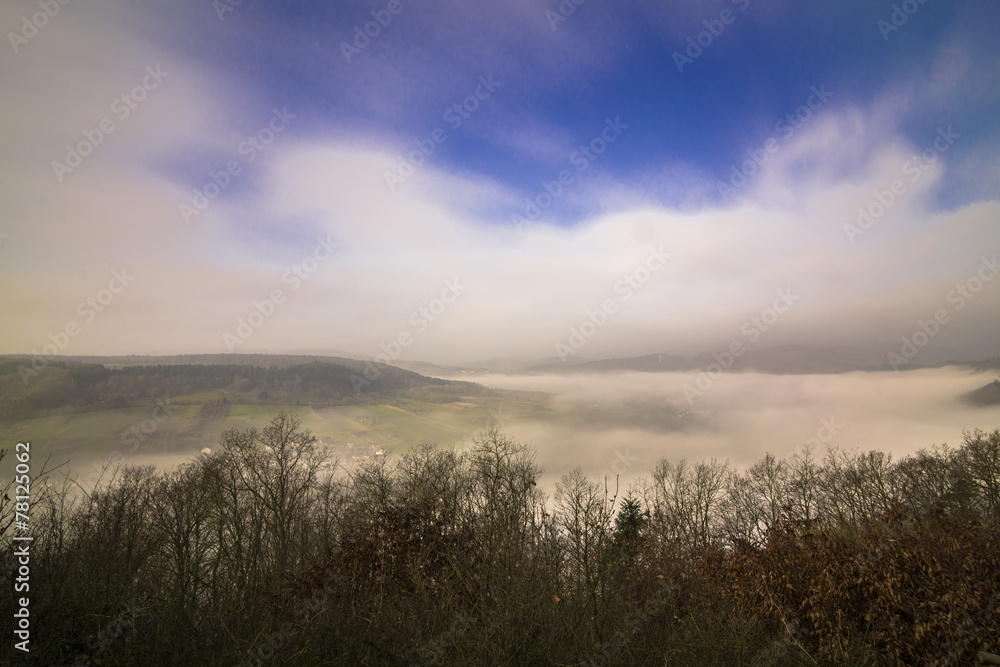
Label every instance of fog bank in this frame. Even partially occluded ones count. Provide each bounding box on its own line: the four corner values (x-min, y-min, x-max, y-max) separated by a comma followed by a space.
448, 367, 1000, 490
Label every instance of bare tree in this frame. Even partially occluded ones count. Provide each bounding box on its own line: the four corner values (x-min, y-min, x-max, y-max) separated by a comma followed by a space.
819, 448, 898, 527
723, 453, 788, 547
957, 428, 1000, 523
648, 458, 728, 554
214, 412, 333, 581
149, 461, 216, 615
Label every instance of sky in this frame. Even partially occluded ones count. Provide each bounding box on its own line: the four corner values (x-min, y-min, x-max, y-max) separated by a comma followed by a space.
1, 0, 999, 366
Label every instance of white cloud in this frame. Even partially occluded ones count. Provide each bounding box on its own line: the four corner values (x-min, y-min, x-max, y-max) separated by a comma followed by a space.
0, 5, 997, 363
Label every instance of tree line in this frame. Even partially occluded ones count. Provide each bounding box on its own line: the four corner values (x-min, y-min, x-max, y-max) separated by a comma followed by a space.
1, 416, 998, 665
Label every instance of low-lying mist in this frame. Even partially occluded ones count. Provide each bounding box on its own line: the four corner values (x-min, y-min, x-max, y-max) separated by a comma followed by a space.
446, 367, 1000, 492
50, 367, 998, 496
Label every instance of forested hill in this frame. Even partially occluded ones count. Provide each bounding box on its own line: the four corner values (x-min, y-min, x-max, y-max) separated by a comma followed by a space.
0, 357, 485, 419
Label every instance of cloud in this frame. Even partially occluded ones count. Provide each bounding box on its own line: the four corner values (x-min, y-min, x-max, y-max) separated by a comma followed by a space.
0, 1, 997, 364
3, 95, 998, 361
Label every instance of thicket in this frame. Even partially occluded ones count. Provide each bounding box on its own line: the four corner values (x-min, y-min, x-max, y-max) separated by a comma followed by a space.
2, 416, 998, 665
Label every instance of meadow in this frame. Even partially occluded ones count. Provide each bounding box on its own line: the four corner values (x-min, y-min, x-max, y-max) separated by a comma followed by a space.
0, 385, 550, 484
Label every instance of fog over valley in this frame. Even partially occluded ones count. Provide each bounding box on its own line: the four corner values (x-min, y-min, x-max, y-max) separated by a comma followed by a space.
436, 367, 1000, 489
2, 0, 1000, 661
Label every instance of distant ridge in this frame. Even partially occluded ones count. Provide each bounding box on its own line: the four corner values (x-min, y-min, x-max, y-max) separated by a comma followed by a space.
521, 345, 1000, 375
8, 353, 355, 368
3, 347, 998, 379
960, 377, 1000, 406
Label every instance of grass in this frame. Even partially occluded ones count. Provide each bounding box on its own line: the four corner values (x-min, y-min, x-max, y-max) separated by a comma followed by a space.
0, 392, 547, 482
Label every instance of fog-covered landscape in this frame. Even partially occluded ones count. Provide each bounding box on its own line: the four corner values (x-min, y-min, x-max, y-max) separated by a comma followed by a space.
2, 352, 997, 492
2, 0, 999, 664
440, 366, 1000, 486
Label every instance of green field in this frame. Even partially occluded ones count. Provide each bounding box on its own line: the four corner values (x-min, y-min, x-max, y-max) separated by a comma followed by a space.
0, 390, 550, 480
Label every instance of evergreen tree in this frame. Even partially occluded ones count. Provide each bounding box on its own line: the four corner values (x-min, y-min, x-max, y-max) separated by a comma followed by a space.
612, 494, 645, 559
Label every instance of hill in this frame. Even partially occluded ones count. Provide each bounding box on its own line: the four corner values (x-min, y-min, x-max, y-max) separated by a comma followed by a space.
961, 376, 1000, 406
522, 344, 1000, 375
0, 356, 550, 474
0, 355, 486, 421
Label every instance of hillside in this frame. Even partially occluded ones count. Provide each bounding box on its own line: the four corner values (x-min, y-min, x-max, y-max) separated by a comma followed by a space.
0, 356, 550, 475
0, 356, 486, 421
961, 377, 1000, 406
523, 345, 1000, 375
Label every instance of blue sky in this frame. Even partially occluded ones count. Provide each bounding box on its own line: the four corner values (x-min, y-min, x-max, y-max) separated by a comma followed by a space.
1, 0, 999, 363
140, 0, 997, 212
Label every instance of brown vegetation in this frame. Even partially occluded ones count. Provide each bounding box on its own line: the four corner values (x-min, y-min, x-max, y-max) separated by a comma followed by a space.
2, 418, 998, 665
